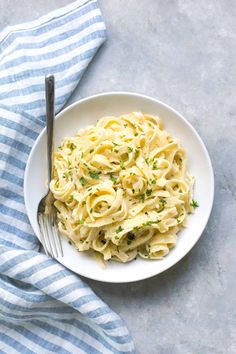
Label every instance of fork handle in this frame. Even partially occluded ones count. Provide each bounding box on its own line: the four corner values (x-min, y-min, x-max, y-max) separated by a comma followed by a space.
45, 75, 55, 186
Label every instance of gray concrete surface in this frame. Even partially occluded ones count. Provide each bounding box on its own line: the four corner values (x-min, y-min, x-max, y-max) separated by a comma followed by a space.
1, 0, 236, 353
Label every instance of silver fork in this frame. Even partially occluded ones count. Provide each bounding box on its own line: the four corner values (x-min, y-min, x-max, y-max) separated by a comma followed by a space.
37, 75, 63, 258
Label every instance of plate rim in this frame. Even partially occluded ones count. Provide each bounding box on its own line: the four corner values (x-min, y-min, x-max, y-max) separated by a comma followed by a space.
24, 91, 215, 283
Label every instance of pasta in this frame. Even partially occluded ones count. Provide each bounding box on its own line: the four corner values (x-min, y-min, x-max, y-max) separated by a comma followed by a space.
50, 112, 197, 263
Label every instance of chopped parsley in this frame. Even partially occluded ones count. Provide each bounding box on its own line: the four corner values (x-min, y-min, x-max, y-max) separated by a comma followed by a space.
143, 220, 161, 227
80, 218, 85, 224
134, 133, 138, 137
90, 208, 93, 213
128, 147, 133, 153
79, 176, 87, 186
158, 198, 167, 212
68, 240, 72, 245
134, 149, 139, 160
120, 161, 125, 169
68, 143, 76, 150
68, 195, 74, 203
89, 149, 94, 153
58, 146, 62, 150
133, 226, 140, 232
190, 199, 199, 208
81, 152, 84, 158
145, 158, 149, 165
62, 171, 72, 180
113, 142, 120, 146
114, 149, 119, 153
152, 160, 157, 170
82, 201, 86, 206
89, 171, 101, 179
124, 124, 128, 128
139, 194, 145, 203
159, 198, 166, 206
109, 173, 117, 184
130, 172, 136, 176
132, 189, 135, 194
116, 226, 124, 234
146, 189, 153, 197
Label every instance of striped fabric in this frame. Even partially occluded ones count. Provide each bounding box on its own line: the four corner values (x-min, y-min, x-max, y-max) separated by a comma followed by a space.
0, 1, 135, 353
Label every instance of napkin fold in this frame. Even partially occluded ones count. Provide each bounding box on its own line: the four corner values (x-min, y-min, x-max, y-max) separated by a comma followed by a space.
0, 1, 135, 353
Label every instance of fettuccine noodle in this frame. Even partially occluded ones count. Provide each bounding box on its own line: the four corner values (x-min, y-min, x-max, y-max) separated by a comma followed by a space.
50, 112, 196, 263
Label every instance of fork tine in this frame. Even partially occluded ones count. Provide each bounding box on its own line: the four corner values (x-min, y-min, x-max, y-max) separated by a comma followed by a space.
52, 216, 63, 257
38, 214, 50, 256
44, 214, 58, 258
41, 214, 54, 257
46, 215, 58, 258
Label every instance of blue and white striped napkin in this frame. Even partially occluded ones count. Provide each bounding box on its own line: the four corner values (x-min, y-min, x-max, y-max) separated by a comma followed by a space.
0, 1, 135, 353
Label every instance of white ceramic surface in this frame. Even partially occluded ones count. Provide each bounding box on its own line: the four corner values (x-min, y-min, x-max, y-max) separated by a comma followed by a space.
24, 92, 214, 283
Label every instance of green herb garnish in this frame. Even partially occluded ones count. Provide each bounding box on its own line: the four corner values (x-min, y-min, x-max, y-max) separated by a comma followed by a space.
116, 226, 124, 234
152, 160, 157, 170
68, 143, 76, 150
146, 189, 152, 197
109, 173, 117, 184
143, 220, 160, 227
62, 171, 72, 180
128, 147, 133, 153
134, 149, 139, 160
139, 194, 145, 203
80, 218, 85, 224
89, 171, 101, 179
159, 198, 166, 206
120, 161, 125, 169
89, 149, 94, 153
190, 199, 199, 208
79, 176, 87, 186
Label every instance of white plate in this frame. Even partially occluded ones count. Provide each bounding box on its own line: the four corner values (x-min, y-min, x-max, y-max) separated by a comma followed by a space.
24, 92, 214, 283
